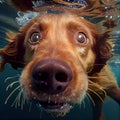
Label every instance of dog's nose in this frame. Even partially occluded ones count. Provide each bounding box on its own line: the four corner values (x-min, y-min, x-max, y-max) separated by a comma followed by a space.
32, 59, 73, 94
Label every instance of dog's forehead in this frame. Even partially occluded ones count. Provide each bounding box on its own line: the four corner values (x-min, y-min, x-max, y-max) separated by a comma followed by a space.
31, 12, 93, 31
36, 12, 84, 23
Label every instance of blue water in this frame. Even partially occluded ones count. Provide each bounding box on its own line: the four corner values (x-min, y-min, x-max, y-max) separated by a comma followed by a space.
0, 1, 120, 120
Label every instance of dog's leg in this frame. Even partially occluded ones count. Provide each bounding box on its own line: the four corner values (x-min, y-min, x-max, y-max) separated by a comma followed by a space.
100, 113, 105, 120
91, 86, 120, 120
93, 102, 104, 120
91, 94, 106, 120
107, 86, 120, 105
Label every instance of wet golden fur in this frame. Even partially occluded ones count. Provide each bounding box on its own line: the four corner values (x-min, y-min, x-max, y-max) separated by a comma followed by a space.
0, 12, 120, 120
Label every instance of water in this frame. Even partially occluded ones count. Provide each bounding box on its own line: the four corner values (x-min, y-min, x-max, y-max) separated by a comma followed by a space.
0, 0, 120, 120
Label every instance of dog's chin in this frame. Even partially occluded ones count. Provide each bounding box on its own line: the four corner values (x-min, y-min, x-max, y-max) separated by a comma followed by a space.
38, 100, 73, 117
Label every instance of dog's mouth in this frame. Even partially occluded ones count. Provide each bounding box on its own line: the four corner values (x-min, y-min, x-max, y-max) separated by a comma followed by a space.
38, 100, 73, 114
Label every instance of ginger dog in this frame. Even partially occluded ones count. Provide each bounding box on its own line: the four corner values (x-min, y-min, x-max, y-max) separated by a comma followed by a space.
0, 0, 120, 120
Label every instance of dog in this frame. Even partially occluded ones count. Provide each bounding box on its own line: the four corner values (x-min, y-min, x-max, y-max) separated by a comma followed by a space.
0, 0, 120, 120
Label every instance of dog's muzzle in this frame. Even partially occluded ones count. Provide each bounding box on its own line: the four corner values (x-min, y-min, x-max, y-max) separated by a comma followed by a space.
31, 58, 73, 95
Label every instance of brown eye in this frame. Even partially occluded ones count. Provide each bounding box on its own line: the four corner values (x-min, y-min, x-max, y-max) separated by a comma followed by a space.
30, 32, 41, 44
77, 32, 89, 45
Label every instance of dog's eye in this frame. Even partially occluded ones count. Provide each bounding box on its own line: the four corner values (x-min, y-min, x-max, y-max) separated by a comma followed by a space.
77, 32, 88, 45
30, 32, 41, 44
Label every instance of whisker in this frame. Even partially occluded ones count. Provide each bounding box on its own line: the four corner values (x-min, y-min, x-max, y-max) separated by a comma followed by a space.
88, 76, 106, 79
29, 102, 32, 112
88, 88, 104, 103
88, 80, 107, 97
6, 85, 28, 110
39, 106, 43, 120
80, 99, 86, 108
74, 51, 106, 105
86, 93, 95, 106
6, 81, 20, 91
5, 85, 21, 105
21, 91, 27, 110
4, 74, 20, 82
11, 90, 22, 108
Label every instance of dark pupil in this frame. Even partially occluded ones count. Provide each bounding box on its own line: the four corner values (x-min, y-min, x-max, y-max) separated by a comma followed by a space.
78, 35, 85, 43
32, 34, 40, 42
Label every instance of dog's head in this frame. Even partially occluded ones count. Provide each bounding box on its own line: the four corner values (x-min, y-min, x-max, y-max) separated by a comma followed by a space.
0, 11, 113, 116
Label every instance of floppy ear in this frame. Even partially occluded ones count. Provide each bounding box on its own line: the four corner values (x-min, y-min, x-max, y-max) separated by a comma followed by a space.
0, 16, 38, 72
0, 32, 25, 71
89, 32, 113, 75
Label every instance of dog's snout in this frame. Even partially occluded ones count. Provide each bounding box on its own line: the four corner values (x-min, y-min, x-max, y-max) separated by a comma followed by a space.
32, 59, 73, 94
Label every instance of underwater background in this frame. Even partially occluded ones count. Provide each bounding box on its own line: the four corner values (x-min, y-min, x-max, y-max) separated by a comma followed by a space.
0, 0, 120, 120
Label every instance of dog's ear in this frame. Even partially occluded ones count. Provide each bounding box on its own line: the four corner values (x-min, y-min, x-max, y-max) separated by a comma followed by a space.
96, 32, 113, 61
0, 16, 37, 72
89, 32, 113, 75
0, 31, 25, 71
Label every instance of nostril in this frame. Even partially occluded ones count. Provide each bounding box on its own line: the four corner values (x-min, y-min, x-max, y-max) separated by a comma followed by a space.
33, 71, 50, 91
56, 85, 62, 91
37, 71, 49, 81
55, 72, 68, 82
